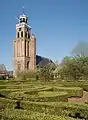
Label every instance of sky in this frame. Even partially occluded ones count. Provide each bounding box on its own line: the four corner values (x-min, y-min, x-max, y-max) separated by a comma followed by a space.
0, 0, 88, 70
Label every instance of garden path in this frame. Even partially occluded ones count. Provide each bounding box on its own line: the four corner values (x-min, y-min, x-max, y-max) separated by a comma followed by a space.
68, 91, 88, 104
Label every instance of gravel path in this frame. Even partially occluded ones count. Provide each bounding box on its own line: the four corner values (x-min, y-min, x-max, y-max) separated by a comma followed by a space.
68, 91, 88, 104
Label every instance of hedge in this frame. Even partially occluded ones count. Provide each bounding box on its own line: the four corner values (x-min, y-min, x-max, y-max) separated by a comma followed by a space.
37, 86, 53, 91
57, 81, 88, 91
0, 89, 27, 97
3, 84, 44, 89
82, 84, 88, 91
53, 87, 83, 98
0, 86, 51, 97
0, 85, 7, 89
0, 109, 76, 120
0, 86, 83, 100
21, 101, 88, 119
37, 91, 68, 102
8, 91, 68, 102
28, 91, 68, 102
0, 98, 88, 119
0, 80, 7, 85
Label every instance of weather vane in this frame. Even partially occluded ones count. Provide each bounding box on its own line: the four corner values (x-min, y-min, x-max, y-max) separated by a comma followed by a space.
15, 5, 25, 22
22, 5, 25, 15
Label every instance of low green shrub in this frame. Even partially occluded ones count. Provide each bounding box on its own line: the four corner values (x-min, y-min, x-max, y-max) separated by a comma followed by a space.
0, 86, 45, 97
0, 85, 7, 89
58, 81, 88, 91
0, 98, 88, 119
16, 70, 37, 80
8, 91, 26, 100
0, 98, 16, 109
6, 84, 40, 89
0, 86, 51, 99
0, 89, 26, 97
36, 91, 68, 102
21, 101, 88, 118
8, 91, 68, 102
0, 85, 83, 100
0, 79, 88, 119
0, 80, 8, 85
37, 86, 53, 91
0, 109, 76, 120
53, 87, 83, 98
82, 84, 88, 91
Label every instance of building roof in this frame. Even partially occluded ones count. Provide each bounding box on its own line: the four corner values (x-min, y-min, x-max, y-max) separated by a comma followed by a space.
7, 71, 13, 77
0, 64, 6, 71
36, 55, 53, 67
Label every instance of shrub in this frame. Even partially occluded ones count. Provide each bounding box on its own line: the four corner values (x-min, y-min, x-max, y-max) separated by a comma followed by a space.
0, 85, 7, 89
1, 109, 76, 120
20, 101, 88, 118
8, 91, 25, 100
8, 91, 68, 102
60, 81, 88, 91
0, 89, 25, 97
59, 56, 88, 80
28, 91, 68, 102
16, 70, 37, 80
0, 98, 88, 118
53, 87, 83, 98
0, 86, 53, 99
81, 84, 88, 91
39, 66, 53, 81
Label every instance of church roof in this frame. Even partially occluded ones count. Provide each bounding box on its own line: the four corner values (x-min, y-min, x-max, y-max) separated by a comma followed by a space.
36, 55, 53, 67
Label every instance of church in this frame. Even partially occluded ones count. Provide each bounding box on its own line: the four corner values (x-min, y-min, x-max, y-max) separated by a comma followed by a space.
13, 12, 53, 76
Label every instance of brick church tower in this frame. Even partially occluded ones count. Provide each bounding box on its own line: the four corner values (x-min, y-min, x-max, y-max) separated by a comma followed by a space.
13, 13, 36, 76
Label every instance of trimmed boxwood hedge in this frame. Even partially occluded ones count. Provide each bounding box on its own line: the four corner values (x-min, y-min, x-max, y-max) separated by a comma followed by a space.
82, 84, 88, 91
0, 98, 88, 119
37, 91, 68, 102
0, 89, 27, 97
0, 86, 83, 100
0, 79, 88, 119
57, 81, 88, 91
8, 91, 68, 102
28, 91, 68, 102
5, 84, 44, 89
0, 85, 7, 89
21, 101, 88, 119
0, 86, 52, 97
53, 87, 83, 98
1, 109, 76, 120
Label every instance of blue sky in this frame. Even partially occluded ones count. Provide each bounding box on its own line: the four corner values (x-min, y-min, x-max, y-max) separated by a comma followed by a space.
0, 0, 88, 70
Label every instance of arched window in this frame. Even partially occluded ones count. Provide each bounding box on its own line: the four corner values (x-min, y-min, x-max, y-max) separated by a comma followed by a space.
25, 32, 27, 38
27, 61, 29, 69
28, 41, 29, 56
20, 18, 22, 23
19, 28, 21, 31
26, 19, 27, 23
25, 40, 26, 56
23, 18, 25, 22
17, 32, 19, 38
27, 28, 29, 31
28, 33, 30, 38
21, 31, 23, 37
